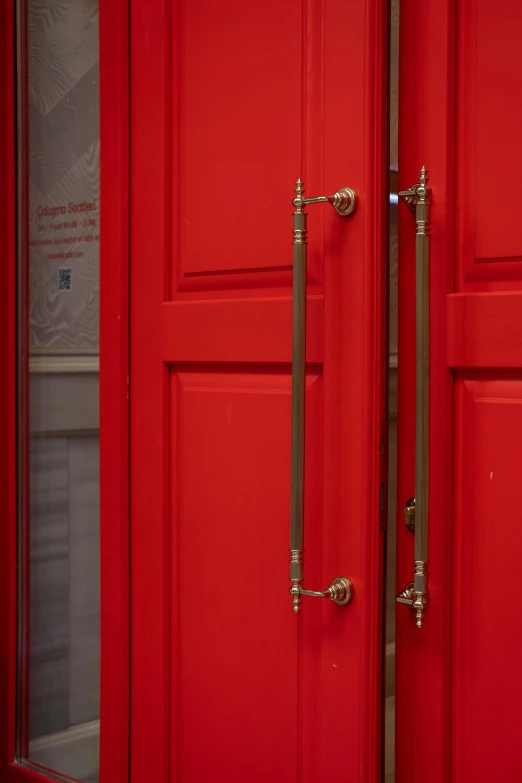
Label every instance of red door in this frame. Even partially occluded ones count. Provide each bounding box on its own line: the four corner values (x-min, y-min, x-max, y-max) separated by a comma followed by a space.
396, 1, 522, 781
129, 1, 387, 781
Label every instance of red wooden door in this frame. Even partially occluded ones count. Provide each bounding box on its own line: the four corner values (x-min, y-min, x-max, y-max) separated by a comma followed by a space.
396, 2, 522, 781
129, 1, 387, 781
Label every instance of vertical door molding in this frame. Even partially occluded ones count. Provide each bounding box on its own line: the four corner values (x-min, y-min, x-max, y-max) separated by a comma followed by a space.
129, 0, 172, 778
0, 0, 18, 771
99, 1, 131, 781
396, 2, 456, 782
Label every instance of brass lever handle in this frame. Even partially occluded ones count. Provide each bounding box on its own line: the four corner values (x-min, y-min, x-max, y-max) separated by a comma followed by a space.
301, 187, 357, 215
396, 167, 432, 629
297, 577, 352, 605
289, 179, 357, 613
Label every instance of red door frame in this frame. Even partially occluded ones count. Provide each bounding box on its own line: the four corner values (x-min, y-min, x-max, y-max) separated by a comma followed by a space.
99, 2, 131, 780
0, 0, 19, 772
395, 2, 455, 781
0, 2, 131, 781
128, 2, 171, 777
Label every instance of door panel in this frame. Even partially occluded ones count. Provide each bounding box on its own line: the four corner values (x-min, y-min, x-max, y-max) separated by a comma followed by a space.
131, 0, 387, 781
452, 378, 522, 781
450, 5, 522, 773
171, 370, 311, 781
176, 1, 300, 280
397, 2, 522, 781
456, 0, 522, 286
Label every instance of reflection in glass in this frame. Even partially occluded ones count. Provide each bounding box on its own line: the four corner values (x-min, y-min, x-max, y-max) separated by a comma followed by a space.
18, 2, 101, 781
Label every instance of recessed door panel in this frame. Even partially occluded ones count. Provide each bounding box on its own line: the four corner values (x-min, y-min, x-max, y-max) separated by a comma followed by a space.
171, 371, 320, 780
456, 0, 522, 286
452, 378, 522, 782
177, 0, 301, 281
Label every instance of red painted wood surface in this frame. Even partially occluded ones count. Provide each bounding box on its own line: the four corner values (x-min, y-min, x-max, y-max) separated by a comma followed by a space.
397, 1, 522, 781
161, 298, 324, 364
130, 1, 387, 781
0, 0, 18, 773
99, 1, 131, 781
396, 2, 455, 781
452, 378, 522, 781
447, 293, 522, 368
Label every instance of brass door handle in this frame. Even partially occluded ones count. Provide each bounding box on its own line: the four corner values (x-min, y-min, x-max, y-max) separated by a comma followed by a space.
289, 179, 357, 613
396, 167, 432, 629
297, 577, 352, 605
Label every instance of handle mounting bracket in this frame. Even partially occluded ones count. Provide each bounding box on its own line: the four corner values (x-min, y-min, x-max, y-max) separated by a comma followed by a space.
396, 562, 429, 629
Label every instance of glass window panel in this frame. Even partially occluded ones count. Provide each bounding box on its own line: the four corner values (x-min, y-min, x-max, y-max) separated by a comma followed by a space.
18, 2, 101, 781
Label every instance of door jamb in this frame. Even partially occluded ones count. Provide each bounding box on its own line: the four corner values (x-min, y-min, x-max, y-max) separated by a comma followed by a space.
0, 2, 132, 781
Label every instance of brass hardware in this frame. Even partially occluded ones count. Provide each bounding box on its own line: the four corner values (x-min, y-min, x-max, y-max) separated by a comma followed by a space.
295, 577, 352, 606
290, 179, 357, 612
300, 578, 353, 605
395, 564, 429, 629
404, 497, 416, 531
289, 549, 304, 613
396, 167, 431, 629
289, 550, 352, 612
396, 582, 415, 606
299, 186, 357, 216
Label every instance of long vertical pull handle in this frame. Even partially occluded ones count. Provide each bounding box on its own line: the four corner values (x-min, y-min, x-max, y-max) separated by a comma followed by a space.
289, 179, 357, 613
396, 166, 432, 629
